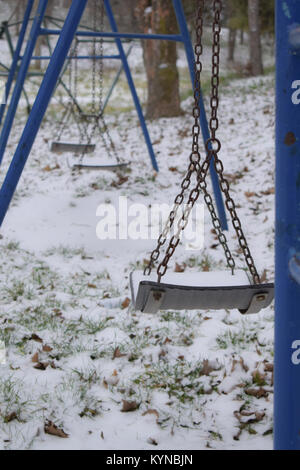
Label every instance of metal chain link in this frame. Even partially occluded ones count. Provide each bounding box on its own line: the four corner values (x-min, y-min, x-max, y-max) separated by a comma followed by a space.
144, 0, 234, 279
146, 0, 260, 285
205, 0, 261, 284
144, 0, 205, 275
77, 0, 121, 166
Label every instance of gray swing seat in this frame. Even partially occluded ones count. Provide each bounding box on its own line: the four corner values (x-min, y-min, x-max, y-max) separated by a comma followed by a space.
68, 155, 130, 171
50, 141, 96, 154
81, 113, 99, 121
130, 270, 274, 315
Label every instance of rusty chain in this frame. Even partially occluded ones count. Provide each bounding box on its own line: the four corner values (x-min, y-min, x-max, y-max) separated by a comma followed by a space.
144, 0, 235, 279
76, 0, 121, 165
145, 0, 260, 285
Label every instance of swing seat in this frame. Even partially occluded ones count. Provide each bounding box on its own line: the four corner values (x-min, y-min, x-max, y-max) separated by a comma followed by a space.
68, 155, 130, 171
130, 270, 274, 314
50, 141, 96, 154
81, 114, 99, 121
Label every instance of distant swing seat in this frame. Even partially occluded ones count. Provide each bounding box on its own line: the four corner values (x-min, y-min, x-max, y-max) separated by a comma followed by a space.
67, 155, 130, 171
130, 270, 274, 315
50, 141, 96, 154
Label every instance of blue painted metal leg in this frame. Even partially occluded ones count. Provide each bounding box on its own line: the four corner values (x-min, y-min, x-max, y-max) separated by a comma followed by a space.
0, 0, 49, 167
274, 0, 300, 450
0, 0, 88, 226
0, 0, 35, 126
172, 0, 228, 231
103, 0, 159, 172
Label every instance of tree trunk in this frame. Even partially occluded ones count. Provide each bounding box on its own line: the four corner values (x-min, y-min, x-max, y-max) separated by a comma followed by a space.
240, 29, 244, 45
227, 28, 237, 62
247, 0, 263, 75
135, 0, 182, 119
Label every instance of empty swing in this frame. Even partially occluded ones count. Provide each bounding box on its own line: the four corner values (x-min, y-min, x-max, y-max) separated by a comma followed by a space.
130, 0, 274, 315
51, 0, 129, 172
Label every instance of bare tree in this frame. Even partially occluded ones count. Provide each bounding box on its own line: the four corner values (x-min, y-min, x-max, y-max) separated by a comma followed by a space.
135, 0, 182, 119
247, 0, 263, 75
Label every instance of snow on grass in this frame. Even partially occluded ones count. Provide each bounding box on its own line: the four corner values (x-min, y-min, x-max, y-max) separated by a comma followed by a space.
0, 37, 275, 449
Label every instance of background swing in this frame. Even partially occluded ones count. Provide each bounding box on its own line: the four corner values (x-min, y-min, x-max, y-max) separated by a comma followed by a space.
50, 0, 129, 172
130, 0, 274, 315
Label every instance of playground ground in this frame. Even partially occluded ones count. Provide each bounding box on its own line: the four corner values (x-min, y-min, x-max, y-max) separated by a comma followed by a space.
0, 34, 275, 450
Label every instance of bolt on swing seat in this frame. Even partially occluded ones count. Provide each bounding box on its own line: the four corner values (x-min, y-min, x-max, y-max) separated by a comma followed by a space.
130, 271, 274, 315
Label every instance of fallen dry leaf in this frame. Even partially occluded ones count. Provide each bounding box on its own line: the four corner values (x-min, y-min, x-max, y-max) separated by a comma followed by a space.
31, 352, 39, 363
200, 359, 215, 376
261, 187, 274, 195
231, 357, 249, 373
30, 334, 43, 343
245, 387, 268, 398
147, 437, 158, 446
264, 363, 273, 372
113, 347, 127, 360
121, 400, 139, 412
174, 262, 186, 273
42, 344, 53, 352
142, 409, 159, 423
42, 164, 60, 172
44, 420, 69, 438
34, 362, 49, 370
244, 191, 257, 199
121, 297, 131, 309
4, 412, 17, 423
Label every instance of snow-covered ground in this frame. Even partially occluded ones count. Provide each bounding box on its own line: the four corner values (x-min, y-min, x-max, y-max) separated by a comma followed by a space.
0, 17, 275, 450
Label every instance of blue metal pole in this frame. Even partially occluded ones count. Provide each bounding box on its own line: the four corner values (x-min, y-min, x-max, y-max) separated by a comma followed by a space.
0, 0, 49, 167
40, 29, 183, 42
172, 0, 228, 231
30, 55, 121, 60
0, 0, 35, 126
0, 0, 88, 226
103, 0, 159, 172
274, 0, 300, 450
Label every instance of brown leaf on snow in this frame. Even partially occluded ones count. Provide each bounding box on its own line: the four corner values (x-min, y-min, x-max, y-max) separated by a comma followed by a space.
42, 164, 60, 172
121, 297, 131, 309
264, 363, 273, 372
174, 262, 186, 273
31, 352, 39, 363
231, 357, 249, 373
4, 412, 18, 423
163, 337, 172, 345
158, 349, 167, 359
30, 333, 43, 343
113, 347, 127, 360
142, 409, 159, 423
34, 362, 49, 370
121, 400, 139, 412
244, 191, 257, 199
261, 187, 274, 196
42, 344, 53, 352
147, 437, 158, 446
252, 369, 266, 386
44, 420, 69, 438
200, 359, 215, 376
260, 269, 268, 283
245, 387, 269, 399
87, 283, 97, 289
